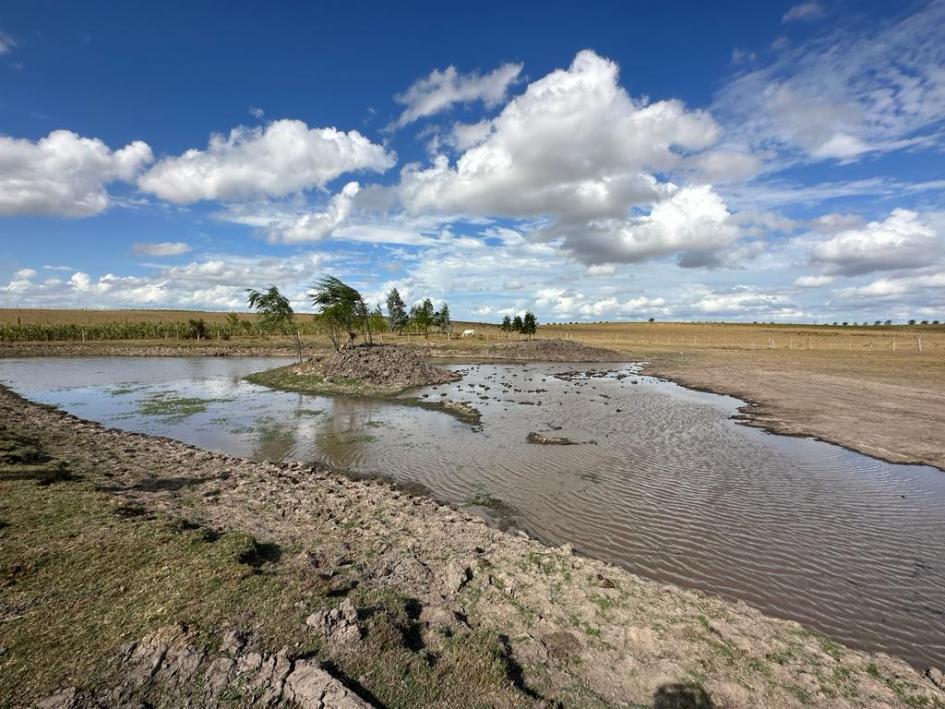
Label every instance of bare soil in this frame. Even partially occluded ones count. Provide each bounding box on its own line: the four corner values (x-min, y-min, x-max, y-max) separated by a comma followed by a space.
645, 349, 945, 471
246, 344, 461, 398
2, 385, 943, 708
427, 338, 624, 362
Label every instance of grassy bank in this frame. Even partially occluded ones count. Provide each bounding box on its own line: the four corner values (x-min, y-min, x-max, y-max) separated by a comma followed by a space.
0, 415, 536, 707
246, 362, 383, 397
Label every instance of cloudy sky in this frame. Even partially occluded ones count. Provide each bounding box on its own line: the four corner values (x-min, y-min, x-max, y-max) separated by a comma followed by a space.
1, 0, 944, 323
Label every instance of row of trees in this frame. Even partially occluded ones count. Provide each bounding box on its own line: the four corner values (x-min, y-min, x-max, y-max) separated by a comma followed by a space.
500, 311, 538, 335
245, 279, 457, 357
385, 288, 451, 335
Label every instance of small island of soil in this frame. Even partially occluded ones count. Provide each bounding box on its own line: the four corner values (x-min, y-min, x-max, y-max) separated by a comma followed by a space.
246, 343, 461, 398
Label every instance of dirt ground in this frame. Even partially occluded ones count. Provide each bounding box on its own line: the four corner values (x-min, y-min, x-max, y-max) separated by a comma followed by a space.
2, 385, 943, 708
642, 347, 945, 471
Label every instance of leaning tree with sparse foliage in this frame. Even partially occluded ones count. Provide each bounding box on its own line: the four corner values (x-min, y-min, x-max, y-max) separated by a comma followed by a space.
310, 276, 370, 350
246, 286, 302, 363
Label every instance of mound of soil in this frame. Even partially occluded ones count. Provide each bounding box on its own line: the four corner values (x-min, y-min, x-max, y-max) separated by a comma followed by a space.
486, 339, 623, 362
319, 344, 459, 391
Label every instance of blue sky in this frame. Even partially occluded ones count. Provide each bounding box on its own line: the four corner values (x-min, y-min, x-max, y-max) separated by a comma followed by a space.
1, 0, 944, 322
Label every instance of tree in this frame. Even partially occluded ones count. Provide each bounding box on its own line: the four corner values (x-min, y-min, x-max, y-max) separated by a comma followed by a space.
386, 288, 408, 332
512, 314, 524, 333
648, 317, 655, 323
908, 319, 916, 325
410, 298, 436, 336
434, 302, 451, 335
522, 311, 537, 336
310, 276, 370, 350
884, 320, 893, 326
369, 305, 388, 335
247, 286, 302, 363
500, 315, 512, 332
187, 318, 207, 341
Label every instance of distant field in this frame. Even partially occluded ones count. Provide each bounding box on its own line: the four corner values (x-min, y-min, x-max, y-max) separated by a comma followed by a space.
539, 320, 945, 354
1, 308, 943, 355
0, 308, 252, 326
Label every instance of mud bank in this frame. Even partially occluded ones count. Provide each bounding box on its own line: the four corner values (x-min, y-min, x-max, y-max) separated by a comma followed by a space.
1, 385, 943, 708
644, 350, 945, 472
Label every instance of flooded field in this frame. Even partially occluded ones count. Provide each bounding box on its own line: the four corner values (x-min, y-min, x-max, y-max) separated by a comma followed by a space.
1, 356, 943, 670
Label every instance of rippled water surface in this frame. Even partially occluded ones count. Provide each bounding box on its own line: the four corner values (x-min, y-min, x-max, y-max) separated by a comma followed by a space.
2, 356, 943, 669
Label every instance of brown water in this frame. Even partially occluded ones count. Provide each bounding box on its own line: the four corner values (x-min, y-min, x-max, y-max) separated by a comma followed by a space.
1, 356, 943, 669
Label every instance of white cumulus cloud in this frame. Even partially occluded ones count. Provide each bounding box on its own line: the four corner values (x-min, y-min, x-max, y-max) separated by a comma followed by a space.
401, 50, 719, 222
811, 209, 943, 275
0, 130, 153, 217
264, 182, 361, 243
138, 119, 395, 204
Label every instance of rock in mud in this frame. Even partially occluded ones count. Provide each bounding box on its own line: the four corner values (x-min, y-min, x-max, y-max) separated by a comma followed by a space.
526, 432, 577, 445
443, 561, 472, 594
306, 598, 363, 646
37, 624, 374, 708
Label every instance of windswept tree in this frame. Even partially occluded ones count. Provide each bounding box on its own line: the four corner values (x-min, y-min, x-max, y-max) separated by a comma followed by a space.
500, 315, 512, 332
246, 286, 302, 363
386, 288, 408, 332
310, 276, 370, 350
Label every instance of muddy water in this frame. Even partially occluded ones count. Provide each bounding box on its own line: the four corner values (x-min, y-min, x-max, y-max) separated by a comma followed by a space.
1, 356, 943, 669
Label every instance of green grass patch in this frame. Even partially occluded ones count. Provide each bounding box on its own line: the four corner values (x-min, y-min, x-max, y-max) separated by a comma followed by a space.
137, 392, 219, 419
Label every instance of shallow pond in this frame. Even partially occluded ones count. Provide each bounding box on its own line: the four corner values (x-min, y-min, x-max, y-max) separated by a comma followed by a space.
1, 356, 943, 669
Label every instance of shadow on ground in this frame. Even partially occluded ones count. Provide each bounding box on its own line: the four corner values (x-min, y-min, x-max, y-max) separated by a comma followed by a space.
653, 683, 714, 709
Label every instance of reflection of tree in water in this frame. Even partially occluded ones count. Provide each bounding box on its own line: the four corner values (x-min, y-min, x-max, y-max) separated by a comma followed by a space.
313, 398, 387, 466
252, 420, 298, 462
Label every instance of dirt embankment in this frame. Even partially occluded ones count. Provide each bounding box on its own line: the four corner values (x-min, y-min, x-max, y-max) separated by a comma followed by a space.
247, 344, 461, 398
428, 338, 625, 362
645, 349, 945, 471
2, 385, 943, 708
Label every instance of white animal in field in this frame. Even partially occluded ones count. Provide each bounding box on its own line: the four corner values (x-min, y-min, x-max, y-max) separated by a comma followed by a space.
461, 329, 476, 338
